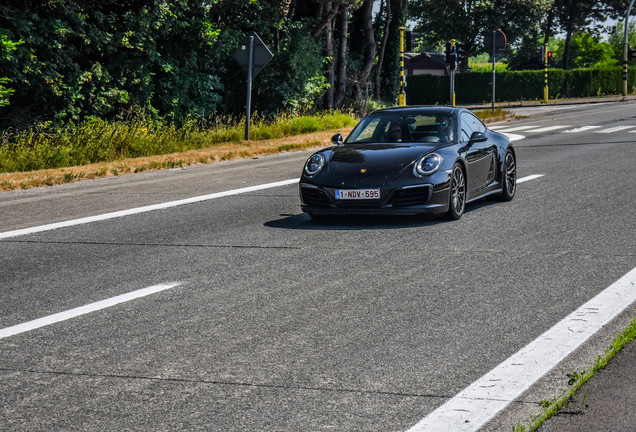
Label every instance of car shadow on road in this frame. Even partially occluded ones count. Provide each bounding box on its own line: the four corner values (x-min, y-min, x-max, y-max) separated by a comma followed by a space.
265, 196, 508, 231
264, 212, 445, 231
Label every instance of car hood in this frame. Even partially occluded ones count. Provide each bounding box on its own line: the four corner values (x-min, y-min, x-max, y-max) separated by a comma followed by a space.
319, 143, 439, 186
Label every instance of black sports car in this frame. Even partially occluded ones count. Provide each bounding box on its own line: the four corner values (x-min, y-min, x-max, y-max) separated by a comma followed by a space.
299, 106, 516, 220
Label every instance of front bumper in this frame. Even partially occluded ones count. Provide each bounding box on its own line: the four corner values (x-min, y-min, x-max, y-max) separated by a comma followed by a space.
299, 182, 450, 216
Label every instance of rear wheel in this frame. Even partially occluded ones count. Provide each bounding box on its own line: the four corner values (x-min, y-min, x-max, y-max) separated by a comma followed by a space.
500, 149, 516, 201
447, 163, 466, 220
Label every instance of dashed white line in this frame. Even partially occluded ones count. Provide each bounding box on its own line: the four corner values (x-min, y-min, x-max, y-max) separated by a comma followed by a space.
491, 125, 540, 132
0, 282, 183, 339
0, 179, 300, 240
406, 266, 636, 432
564, 125, 601, 133
594, 125, 636, 134
524, 125, 571, 133
501, 133, 526, 142
517, 174, 544, 183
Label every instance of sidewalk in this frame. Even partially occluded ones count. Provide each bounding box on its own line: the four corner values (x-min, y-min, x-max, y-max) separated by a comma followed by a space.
465, 94, 636, 110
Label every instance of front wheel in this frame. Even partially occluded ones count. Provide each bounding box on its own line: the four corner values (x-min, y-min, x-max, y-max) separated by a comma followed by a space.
447, 163, 466, 220
500, 149, 516, 201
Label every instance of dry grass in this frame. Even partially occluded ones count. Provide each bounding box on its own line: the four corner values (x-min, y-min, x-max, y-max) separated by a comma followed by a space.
0, 128, 352, 191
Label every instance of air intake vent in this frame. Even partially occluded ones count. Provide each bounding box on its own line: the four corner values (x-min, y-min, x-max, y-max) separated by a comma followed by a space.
391, 186, 431, 207
301, 187, 333, 207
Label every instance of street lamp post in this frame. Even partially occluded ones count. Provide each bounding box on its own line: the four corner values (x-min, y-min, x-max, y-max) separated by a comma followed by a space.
623, 0, 635, 97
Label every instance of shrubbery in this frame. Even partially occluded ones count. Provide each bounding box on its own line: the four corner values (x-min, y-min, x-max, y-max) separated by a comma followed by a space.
407, 67, 636, 105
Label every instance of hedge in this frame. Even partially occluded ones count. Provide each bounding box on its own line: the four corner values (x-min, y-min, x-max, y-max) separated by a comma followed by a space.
406, 67, 636, 105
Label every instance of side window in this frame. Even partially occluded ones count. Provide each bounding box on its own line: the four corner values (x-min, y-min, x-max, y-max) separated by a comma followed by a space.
461, 112, 475, 141
461, 112, 486, 141
468, 113, 486, 133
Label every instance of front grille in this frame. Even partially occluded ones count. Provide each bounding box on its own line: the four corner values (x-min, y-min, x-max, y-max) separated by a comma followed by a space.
391, 186, 431, 207
335, 201, 382, 209
301, 187, 333, 207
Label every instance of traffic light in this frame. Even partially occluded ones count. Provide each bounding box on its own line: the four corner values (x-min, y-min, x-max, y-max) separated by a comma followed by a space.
405, 31, 420, 52
455, 42, 466, 70
629, 45, 636, 61
547, 51, 554, 66
445, 42, 456, 70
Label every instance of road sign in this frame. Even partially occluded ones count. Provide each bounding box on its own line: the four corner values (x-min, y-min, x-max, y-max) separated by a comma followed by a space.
232, 32, 274, 140
483, 30, 507, 52
485, 30, 507, 111
233, 31, 273, 78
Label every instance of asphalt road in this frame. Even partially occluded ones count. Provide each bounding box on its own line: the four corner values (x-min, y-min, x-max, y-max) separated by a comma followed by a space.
1, 101, 635, 431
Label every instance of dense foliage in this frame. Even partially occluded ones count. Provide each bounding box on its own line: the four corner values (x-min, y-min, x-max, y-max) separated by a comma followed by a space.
0, 0, 408, 129
1, 0, 635, 132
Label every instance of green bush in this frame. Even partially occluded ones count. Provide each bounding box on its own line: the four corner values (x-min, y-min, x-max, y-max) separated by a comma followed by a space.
407, 67, 636, 105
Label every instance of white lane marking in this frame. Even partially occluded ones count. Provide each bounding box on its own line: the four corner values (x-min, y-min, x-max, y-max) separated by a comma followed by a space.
517, 174, 543, 183
501, 133, 526, 142
524, 125, 571, 133
406, 266, 636, 432
594, 125, 636, 134
491, 125, 540, 132
564, 125, 601, 133
0, 179, 300, 239
0, 282, 183, 339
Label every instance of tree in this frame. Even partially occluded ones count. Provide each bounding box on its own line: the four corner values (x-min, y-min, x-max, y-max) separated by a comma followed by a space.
410, 0, 551, 64
558, 32, 617, 68
0, 34, 23, 108
549, 0, 628, 69
608, 20, 636, 65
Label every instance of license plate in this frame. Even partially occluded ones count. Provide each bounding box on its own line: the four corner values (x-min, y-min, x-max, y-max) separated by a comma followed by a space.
335, 189, 380, 200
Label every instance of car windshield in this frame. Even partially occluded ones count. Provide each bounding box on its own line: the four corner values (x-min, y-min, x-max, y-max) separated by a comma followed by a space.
346, 111, 457, 145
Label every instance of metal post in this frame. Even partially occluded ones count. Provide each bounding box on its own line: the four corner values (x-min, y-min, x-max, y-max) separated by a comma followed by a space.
492, 30, 496, 111
399, 27, 406, 106
543, 42, 549, 104
245, 35, 254, 141
450, 39, 456, 107
623, 0, 635, 97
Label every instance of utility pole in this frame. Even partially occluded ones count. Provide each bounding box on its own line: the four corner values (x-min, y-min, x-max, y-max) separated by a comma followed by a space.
623, 0, 635, 97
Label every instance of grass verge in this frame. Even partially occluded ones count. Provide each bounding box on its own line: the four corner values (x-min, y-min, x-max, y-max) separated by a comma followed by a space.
0, 109, 512, 191
512, 317, 636, 431
0, 129, 350, 190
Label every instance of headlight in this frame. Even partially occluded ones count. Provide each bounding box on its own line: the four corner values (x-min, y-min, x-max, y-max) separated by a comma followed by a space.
304, 154, 325, 176
414, 153, 443, 176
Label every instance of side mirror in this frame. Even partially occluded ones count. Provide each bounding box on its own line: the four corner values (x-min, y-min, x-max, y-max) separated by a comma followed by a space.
469, 131, 488, 145
331, 133, 344, 146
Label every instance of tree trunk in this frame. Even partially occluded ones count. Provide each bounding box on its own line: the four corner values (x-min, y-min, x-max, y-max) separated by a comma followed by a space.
324, 14, 335, 108
312, 2, 340, 41
374, 0, 391, 98
563, 0, 578, 69
353, 0, 376, 102
334, 5, 348, 108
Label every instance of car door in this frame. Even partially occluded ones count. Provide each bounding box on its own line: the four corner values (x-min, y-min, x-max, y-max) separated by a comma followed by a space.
460, 111, 496, 194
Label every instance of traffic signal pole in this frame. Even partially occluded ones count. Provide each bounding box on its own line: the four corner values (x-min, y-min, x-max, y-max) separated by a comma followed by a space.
543, 42, 549, 104
623, 0, 635, 97
399, 27, 406, 106
450, 39, 456, 107
491, 31, 496, 111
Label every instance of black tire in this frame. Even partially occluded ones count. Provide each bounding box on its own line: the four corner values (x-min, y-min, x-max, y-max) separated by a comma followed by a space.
500, 149, 516, 202
447, 163, 466, 220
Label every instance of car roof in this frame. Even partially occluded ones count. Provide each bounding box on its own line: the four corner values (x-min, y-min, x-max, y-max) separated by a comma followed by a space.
369, 106, 462, 116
